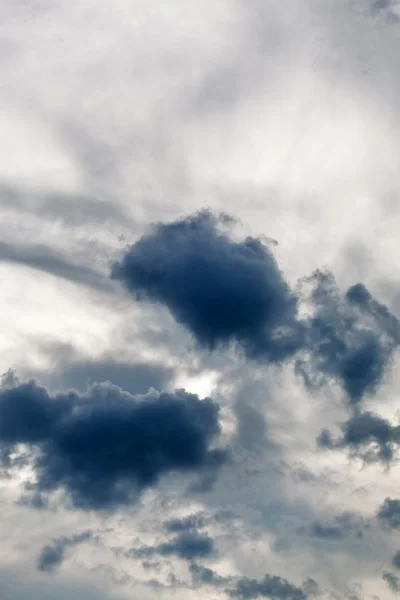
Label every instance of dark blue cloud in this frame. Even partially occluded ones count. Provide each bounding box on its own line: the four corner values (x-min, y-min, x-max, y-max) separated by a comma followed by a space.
377, 498, 400, 530
296, 271, 400, 405
317, 411, 400, 463
164, 513, 206, 534
130, 531, 215, 561
0, 372, 227, 510
111, 210, 303, 362
112, 211, 400, 407
37, 531, 92, 572
229, 574, 306, 600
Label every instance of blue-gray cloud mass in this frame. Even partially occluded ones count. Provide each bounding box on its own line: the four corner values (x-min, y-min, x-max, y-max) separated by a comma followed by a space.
111, 210, 303, 363
129, 530, 215, 561
318, 411, 400, 463
0, 371, 226, 510
229, 574, 306, 600
38, 531, 93, 572
112, 212, 400, 409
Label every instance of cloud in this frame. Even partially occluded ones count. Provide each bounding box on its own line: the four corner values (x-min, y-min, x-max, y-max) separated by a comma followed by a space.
112, 211, 400, 407
296, 272, 400, 405
377, 498, 400, 529
383, 571, 400, 594
43, 353, 174, 397
0, 241, 110, 292
309, 521, 343, 541
111, 210, 303, 363
234, 400, 270, 454
229, 574, 306, 600
392, 551, 400, 570
318, 411, 400, 463
305, 512, 365, 541
367, 0, 400, 22
0, 565, 121, 600
129, 531, 215, 561
189, 562, 230, 586
0, 184, 130, 228
37, 531, 92, 573
163, 513, 206, 534
0, 371, 227, 510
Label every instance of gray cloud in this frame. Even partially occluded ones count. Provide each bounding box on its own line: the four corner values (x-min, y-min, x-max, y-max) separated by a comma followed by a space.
129, 531, 215, 561
50, 358, 174, 397
0, 241, 111, 292
306, 512, 365, 541
189, 562, 230, 586
383, 571, 400, 594
22, 341, 175, 397
163, 513, 207, 534
392, 551, 400, 570
229, 574, 306, 600
0, 184, 130, 228
37, 530, 93, 572
318, 411, 400, 463
377, 498, 400, 529
309, 521, 343, 541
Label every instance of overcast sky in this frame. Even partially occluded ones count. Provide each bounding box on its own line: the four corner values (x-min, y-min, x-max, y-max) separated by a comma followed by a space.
1, 1, 400, 599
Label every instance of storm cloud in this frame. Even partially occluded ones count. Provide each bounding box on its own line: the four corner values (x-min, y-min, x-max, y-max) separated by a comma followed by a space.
112, 211, 400, 407
0, 371, 227, 510
111, 210, 303, 363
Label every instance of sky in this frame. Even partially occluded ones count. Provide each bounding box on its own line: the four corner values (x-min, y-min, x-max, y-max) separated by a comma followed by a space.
1, 0, 400, 599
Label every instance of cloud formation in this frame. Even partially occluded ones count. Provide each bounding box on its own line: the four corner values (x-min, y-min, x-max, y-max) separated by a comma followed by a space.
383, 571, 400, 594
37, 531, 92, 572
305, 511, 365, 541
392, 551, 400, 570
189, 562, 230, 586
297, 271, 400, 405
163, 513, 206, 534
377, 498, 400, 529
0, 241, 109, 292
309, 521, 343, 541
112, 211, 400, 411
111, 210, 303, 362
130, 531, 215, 561
318, 411, 400, 463
229, 574, 306, 600
0, 371, 226, 509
